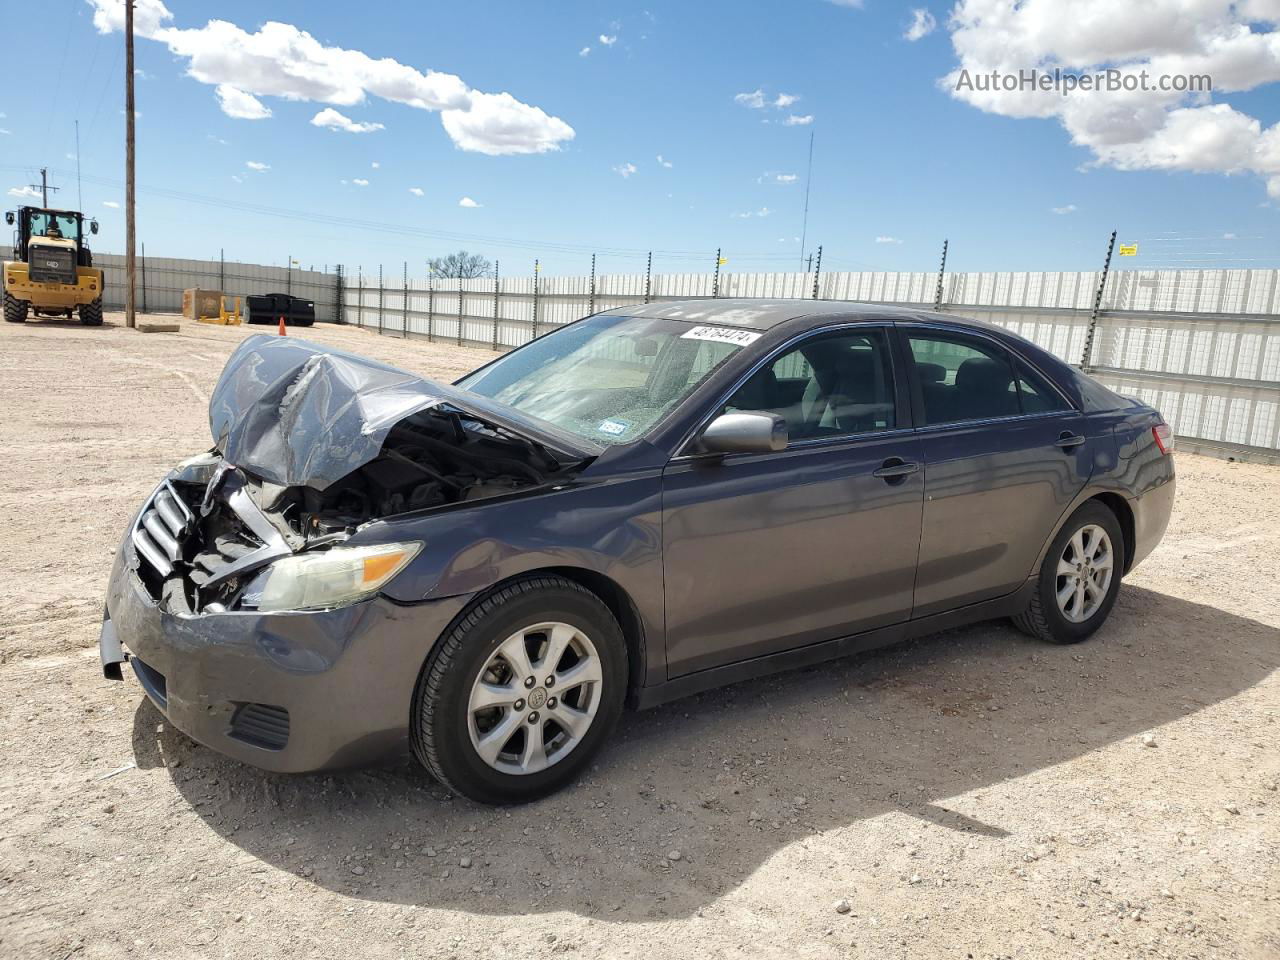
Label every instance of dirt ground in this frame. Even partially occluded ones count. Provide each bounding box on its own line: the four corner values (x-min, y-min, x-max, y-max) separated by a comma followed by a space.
1, 312, 1277, 960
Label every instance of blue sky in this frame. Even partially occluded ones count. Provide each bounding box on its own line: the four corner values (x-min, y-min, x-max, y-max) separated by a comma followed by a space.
3, 0, 1278, 276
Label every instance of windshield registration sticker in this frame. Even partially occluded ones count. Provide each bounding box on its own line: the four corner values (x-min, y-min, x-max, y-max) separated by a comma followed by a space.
597, 418, 632, 437
680, 325, 761, 346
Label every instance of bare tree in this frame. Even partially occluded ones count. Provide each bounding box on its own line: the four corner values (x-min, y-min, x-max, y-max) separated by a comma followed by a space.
429, 251, 493, 279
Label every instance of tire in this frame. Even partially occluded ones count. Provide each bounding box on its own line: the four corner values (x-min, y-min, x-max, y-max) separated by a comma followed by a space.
411, 575, 627, 804
3, 292, 28, 323
78, 297, 103, 326
1013, 501, 1124, 644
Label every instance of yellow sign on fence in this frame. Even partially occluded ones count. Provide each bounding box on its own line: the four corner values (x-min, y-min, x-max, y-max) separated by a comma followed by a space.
1118, 243, 1139, 256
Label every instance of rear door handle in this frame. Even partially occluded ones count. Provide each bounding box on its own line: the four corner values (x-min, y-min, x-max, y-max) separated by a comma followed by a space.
1054, 432, 1087, 449
872, 457, 921, 481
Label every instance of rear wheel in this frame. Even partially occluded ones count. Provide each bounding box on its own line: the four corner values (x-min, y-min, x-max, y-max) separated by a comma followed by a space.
3, 292, 28, 323
78, 297, 103, 326
1013, 501, 1124, 644
411, 576, 627, 804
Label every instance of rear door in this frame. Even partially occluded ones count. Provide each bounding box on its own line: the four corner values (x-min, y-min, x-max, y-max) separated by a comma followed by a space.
660, 325, 925, 677
902, 325, 1095, 617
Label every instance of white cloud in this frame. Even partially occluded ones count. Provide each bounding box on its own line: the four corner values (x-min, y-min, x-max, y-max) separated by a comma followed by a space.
784, 114, 814, 125
245, 160, 269, 171
352, 178, 369, 186
102, 200, 121, 208
773, 93, 801, 108
775, 173, 798, 183
943, 0, 1280, 197
409, 187, 424, 196
599, 34, 617, 46
827, 0, 865, 7
215, 84, 271, 120
86, 1, 574, 156
904, 9, 937, 42
231, 174, 244, 183
875, 235, 903, 244
1051, 203, 1078, 214
371, 161, 380, 168
207, 134, 229, 145
579, 46, 591, 57
458, 196, 482, 207
734, 207, 773, 218
734, 89, 767, 109
7, 186, 41, 199
613, 162, 638, 178
656, 154, 672, 168
310, 107, 384, 133
0, 129, 10, 136
1223, 231, 1238, 239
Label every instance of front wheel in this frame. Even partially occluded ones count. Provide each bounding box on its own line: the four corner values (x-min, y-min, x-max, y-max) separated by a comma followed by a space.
3, 292, 28, 323
78, 297, 104, 326
411, 576, 627, 804
1013, 501, 1124, 644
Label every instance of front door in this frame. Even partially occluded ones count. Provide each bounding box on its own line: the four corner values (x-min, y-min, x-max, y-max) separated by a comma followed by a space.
903, 326, 1094, 617
661, 326, 925, 677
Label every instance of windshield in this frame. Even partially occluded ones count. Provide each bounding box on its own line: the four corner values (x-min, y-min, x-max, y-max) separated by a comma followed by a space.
27, 212, 79, 242
457, 314, 754, 445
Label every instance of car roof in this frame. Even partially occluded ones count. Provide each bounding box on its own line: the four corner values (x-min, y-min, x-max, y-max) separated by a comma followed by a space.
599, 298, 993, 332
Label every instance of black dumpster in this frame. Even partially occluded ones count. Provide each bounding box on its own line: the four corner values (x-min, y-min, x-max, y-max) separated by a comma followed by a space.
245, 293, 316, 327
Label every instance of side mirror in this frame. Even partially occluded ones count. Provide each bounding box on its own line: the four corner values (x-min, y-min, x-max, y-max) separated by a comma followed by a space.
90, 220, 99, 234
699, 412, 788, 455
4, 212, 12, 225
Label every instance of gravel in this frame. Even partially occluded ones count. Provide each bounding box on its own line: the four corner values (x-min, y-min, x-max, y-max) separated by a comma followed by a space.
1, 314, 1277, 960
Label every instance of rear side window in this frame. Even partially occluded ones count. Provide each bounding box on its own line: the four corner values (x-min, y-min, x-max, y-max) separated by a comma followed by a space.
1012, 358, 1070, 414
908, 334, 1020, 425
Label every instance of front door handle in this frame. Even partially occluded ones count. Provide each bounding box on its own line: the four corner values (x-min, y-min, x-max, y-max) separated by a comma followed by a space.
1054, 432, 1087, 449
872, 457, 921, 481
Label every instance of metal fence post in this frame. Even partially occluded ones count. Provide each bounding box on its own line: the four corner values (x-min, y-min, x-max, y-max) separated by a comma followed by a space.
357, 267, 363, 327
378, 264, 384, 335
456, 275, 464, 347
713, 248, 721, 298
589, 253, 596, 314
1081, 230, 1117, 370
811, 245, 823, 300
427, 268, 435, 342
644, 251, 652, 304
402, 260, 408, 338
140, 242, 147, 314
335, 264, 344, 324
934, 239, 949, 312
219, 248, 225, 291
532, 259, 540, 340
492, 260, 501, 350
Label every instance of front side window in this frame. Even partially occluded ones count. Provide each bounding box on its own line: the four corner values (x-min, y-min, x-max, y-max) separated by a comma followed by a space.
26, 212, 79, 242
458, 315, 750, 445
724, 329, 897, 442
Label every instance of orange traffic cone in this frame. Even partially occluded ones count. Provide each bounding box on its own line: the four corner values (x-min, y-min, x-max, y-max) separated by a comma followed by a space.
278, 315, 287, 336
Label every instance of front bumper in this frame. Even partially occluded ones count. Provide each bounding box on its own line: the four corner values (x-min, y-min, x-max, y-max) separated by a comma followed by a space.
101, 537, 471, 773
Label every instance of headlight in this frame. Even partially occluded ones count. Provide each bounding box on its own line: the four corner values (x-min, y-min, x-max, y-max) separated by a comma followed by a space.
255, 541, 422, 612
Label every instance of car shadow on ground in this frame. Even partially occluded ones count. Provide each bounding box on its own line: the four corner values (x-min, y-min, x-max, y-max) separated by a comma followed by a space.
131, 585, 1279, 922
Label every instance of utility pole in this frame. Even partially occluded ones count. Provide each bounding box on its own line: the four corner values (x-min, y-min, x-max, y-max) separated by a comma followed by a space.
124, 0, 137, 328
799, 129, 815, 269
75, 121, 83, 212
28, 168, 59, 208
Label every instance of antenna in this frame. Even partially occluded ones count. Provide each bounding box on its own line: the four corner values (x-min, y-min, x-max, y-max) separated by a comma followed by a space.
799, 130, 815, 269
28, 168, 60, 207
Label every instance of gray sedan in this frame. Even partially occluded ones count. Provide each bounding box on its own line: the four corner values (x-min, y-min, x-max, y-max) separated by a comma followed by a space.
101, 300, 1175, 803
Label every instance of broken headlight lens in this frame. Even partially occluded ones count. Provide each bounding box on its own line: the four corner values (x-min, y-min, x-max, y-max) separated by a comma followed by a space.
255, 541, 422, 612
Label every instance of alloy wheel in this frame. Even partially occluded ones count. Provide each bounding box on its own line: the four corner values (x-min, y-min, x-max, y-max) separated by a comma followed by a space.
1055, 523, 1114, 623
466, 621, 603, 775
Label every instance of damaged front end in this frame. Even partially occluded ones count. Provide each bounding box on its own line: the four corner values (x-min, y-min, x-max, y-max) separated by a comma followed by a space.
130, 335, 593, 616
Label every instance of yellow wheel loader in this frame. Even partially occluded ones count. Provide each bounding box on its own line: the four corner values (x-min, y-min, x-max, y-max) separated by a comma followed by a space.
3, 206, 104, 325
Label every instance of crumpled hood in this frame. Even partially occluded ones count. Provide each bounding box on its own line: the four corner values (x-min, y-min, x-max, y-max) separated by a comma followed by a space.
209, 335, 595, 491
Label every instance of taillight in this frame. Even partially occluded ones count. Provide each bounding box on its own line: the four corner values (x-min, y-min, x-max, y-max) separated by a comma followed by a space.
1152, 423, 1174, 455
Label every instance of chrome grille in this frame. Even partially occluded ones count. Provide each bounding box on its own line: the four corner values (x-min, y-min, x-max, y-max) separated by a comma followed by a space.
131, 482, 193, 577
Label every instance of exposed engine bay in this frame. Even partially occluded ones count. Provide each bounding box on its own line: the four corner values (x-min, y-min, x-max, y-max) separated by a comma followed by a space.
131, 335, 592, 615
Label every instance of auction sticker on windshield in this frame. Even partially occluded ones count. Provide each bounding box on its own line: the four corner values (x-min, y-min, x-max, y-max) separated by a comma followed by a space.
680, 325, 762, 346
